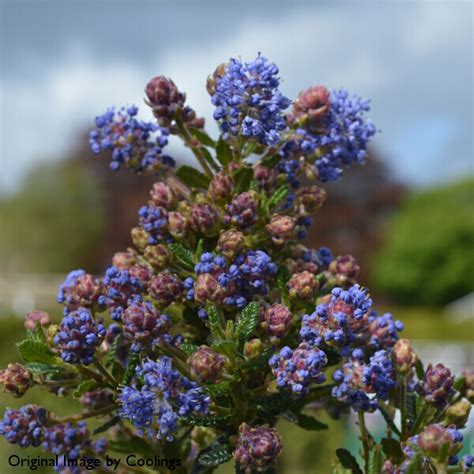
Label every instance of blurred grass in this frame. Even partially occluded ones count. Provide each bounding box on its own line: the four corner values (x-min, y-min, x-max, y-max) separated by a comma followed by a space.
0, 306, 472, 473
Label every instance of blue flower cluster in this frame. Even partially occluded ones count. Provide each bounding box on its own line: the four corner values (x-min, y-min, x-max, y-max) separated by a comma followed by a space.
300, 285, 372, 355
332, 349, 394, 412
118, 357, 209, 441
269, 342, 327, 395
99, 266, 145, 321
54, 309, 106, 365
211, 54, 290, 145
43, 422, 90, 459
368, 311, 404, 349
89, 105, 175, 173
138, 204, 169, 244
57, 270, 86, 306
0, 405, 46, 448
185, 251, 278, 309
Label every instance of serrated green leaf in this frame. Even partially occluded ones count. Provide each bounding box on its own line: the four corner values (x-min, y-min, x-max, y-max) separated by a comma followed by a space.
17, 340, 56, 364
24, 362, 64, 374
406, 393, 417, 429
27, 326, 48, 344
216, 138, 232, 166
204, 381, 231, 397
415, 359, 424, 380
176, 165, 210, 189
180, 343, 199, 355
233, 167, 254, 193
335, 449, 363, 474
189, 128, 216, 148
196, 239, 205, 260
236, 302, 259, 347
105, 334, 122, 367
198, 441, 233, 468
368, 445, 383, 474
378, 403, 401, 437
183, 414, 231, 428
169, 242, 195, 271
268, 185, 289, 208
73, 380, 98, 398
381, 438, 404, 464
122, 351, 140, 385
206, 304, 223, 341
93, 416, 120, 435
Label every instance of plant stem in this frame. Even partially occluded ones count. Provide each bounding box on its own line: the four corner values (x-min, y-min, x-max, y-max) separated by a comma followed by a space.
176, 119, 216, 176
358, 411, 370, 474
93, 358, 120, 388
400, 375, 407, 439
51, 404, 118, 424
409, 403, 430, 436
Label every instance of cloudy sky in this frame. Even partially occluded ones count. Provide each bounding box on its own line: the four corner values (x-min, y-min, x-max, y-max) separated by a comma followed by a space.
1, 0, 472, 194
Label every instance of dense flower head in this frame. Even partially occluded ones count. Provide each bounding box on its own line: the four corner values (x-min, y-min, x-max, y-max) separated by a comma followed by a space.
263, 303, 293, 339
301, 285, 372, 354
0, 363, 34, 398
224, 191, 258, 229
54, 308, 106, 365
99, 265, 145, 321
417, 363, 455, 407
43, 422, 91, 459
89, 105, 175, 173
288, 270, 318, 302
121, 296, 171, 352
211, 54, 290, 145
0, 405, 46, 447
138, 204, 169, 244
188, 346, 226, 382
148, 271, 183, 307
217, 229, 246, 260
367, 311, 404, 349
119, 357, 209, 441
57, 270, 103, 312
332, 349, 395, 412
233, 423, 283, 473
269, 342, 327, 395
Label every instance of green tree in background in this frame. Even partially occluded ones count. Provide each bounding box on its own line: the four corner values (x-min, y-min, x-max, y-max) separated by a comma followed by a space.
0, 160, 105, 273
372, 178, 474, 305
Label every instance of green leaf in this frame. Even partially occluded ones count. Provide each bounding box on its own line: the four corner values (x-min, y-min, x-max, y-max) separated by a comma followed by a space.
27, 326, 48, 344
196, 239, 205, 261
189, 128, 216, 148
180, 343, 199, 355
17, 340, 56, 364
169, 242, 195, 271
332, 459, 352, 474
122, 351, 140, 385
73, 380, 98, 398
176, 165, 210, 189
24, 362, 64, 374
293, 412, 328, 431
378, 403, 401, 437
215, 137, 233, 166
234, 166, 254, 193
198, 440, 233, 468
406, 393, 417, 429
381, 438, 404, 465
268, 185, 289, 209
105, 334, 122, 367
454, 376, 466, 392
206, 304, 224, 342
335, 449, 363, 474
415, 359, 424, 380
404, 454, 423, 474
236, 302, 259, 347
109, 435, 153, 457
204, 381, 231, 398
261, 154, 280, 168
93, 416, 120, 435
368, 445, 383, 474
183, 414, 231, 428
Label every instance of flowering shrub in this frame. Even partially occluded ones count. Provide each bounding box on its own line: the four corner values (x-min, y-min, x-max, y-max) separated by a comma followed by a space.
1, 54, 472, 474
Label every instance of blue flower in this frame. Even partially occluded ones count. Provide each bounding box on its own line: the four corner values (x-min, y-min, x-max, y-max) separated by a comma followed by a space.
0, 405, 46, 448
211, 54, 290, 145
54, 308, 106, 365
89, 106, 175, 173
138, 205, 169, 244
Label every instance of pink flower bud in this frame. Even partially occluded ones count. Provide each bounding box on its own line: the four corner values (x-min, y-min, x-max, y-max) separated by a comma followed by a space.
112, 249, 138, 270
288, 85, 330, 129
131, 227, 150, 250
217, 229, 246, 260
188, 346, 226, 382
267, 215, 295, 244
295, 186, 326, 216
128, 264, 152, 286
24, 310, 51, 331
329, 255, 360, 280
243, 339, 263, 359
190, 204, 219, 236
224, 191, 258, 229
263, 304, 292, 339
145, 76, 185, 126
288, 271, 319, 302
418, 363, 455, 407
148, 271, 183, 307
233, 423, 282, 474
0, 363, 33, 398
144, 244, 170, 270
253, 165, 276, 190
417, 424, 454, 459
150, 182, 176, 209
446, 399, 471, 427
392, 339, 417, 374
168, 212, 189, 239
463, 369, 474, 402
208, 172, 234, 201
194, 274, 224, 305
